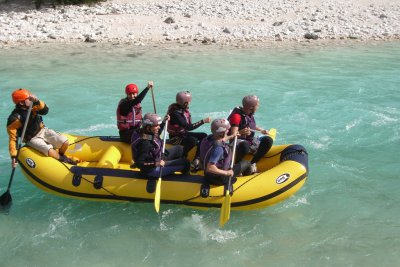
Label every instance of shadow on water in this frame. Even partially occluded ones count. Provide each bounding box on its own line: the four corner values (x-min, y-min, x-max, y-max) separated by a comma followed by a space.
126, 52, 145, 58
69, 52, 85, 57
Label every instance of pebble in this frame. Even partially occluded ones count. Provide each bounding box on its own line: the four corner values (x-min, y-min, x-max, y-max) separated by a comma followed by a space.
0, 0, 399, 46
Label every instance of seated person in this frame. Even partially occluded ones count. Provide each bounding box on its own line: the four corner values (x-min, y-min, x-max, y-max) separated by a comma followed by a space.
131, 113, 190, 178
166, 91, 211, 170
116, 81, 153, 143
199, 119, 250, 185
7, 88, 76, 166
228, 95, 273, 174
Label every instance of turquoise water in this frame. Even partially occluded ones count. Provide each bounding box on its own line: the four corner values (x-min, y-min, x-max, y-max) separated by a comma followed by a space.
1, 42, 399, 267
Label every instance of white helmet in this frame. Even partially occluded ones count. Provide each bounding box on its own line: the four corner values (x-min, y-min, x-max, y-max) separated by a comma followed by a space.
242, 95, 259, 109
142, 113, 162, 127
176, 91, 192, 106
211, 119, 230, 136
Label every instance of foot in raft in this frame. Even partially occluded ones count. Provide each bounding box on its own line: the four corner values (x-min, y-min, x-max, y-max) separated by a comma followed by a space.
190, 158, 201, 172
59, 154, 77, 165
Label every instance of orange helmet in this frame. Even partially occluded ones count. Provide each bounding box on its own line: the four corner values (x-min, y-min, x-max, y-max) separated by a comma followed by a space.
11, 88, 30, 104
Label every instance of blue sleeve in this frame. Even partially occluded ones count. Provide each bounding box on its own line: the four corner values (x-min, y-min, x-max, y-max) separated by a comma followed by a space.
208, 146, 224, 164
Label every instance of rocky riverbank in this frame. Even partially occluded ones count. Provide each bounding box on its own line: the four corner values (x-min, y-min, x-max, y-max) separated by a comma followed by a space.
1, 0, 399, 47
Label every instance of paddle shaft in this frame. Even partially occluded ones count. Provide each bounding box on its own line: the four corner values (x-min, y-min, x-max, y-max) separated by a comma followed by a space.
150, 87, 157, 114
159, 120, 168, 178
219, 135, 238, 226
227, 135, 238, 188
4, 102, 33, 191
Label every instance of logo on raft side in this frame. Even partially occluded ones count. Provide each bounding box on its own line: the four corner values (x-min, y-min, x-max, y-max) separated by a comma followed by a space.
276, 173, 290, 184
26, 158, 36, 168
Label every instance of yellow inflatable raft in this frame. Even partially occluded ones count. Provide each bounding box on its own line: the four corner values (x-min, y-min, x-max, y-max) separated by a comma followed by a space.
17, 134, 308, 211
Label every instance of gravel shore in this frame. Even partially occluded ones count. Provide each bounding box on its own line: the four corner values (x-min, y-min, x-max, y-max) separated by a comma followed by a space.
1, 0, 399, 48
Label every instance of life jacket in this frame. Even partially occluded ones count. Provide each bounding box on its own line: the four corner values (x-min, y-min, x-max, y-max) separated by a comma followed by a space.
131, 131, 162, 164
167, 103, 191, 136
227, 106, 256, 142
116, 99, 142, 131
7, 106, 44, 141
199, 135, 232, 174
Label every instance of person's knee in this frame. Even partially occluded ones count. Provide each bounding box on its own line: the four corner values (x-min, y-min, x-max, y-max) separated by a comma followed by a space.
59, 140, 69, 154
198, 133, 207, 140
259, 136, 273, 149
188, 136, 197, 147
238, 141, 250, 153
48, 148, 59, 158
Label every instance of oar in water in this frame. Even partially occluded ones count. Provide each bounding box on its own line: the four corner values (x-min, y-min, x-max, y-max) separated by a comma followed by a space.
219, 135, 238, 227
154, 120, 168, 213
0, 101, 33, 207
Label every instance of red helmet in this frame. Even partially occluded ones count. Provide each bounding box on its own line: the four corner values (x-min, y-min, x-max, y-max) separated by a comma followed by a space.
125, 84, 139, 95
242, 95, 259, 109
142, 113, 162, 127
176, 91, 192, 106
211, 119, 230, 136
12, 88, 30, 104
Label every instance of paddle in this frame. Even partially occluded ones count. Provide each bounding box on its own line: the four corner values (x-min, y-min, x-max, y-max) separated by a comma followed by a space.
154, 120, 168, 213
0, 101, 33, 207
150, 86, 157, 114
219, 135, 238, 227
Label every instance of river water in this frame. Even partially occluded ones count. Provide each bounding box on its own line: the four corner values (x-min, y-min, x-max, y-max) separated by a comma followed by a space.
0, 41, 399, 267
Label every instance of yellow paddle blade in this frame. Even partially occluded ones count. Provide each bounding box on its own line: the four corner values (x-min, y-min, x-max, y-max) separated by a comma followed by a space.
268, 128, 277, 141
154, 178, 162, 213
219, 190, 231, 227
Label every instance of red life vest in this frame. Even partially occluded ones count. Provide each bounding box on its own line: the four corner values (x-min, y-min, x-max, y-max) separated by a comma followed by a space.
227, 107, 256, 142
116, 99, 142, 131
167, 104, 192, 136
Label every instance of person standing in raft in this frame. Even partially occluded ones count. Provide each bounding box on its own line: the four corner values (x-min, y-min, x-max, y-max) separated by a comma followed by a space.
131, 113, 190, 178
116, 81, 153, 143
166, 91, 211, 171
7, 88, 76, 166
227, 95, 273, 174
199, 119, 250, 185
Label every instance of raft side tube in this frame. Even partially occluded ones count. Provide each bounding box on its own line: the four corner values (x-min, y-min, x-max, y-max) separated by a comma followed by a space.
280, 144, 308, 172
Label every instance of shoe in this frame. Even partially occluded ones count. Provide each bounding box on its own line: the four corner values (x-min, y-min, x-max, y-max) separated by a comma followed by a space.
191, 158, 201, 172
181, 161, 191, 175
59, 154, 77, 165
243, 163, 258, 175
249, 163, 258, 174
